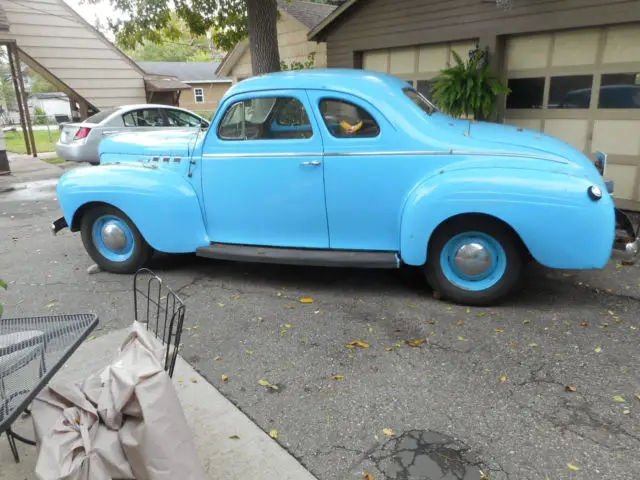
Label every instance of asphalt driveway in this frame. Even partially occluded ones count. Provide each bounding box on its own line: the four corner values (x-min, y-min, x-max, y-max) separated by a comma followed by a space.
1, 176, 639, 480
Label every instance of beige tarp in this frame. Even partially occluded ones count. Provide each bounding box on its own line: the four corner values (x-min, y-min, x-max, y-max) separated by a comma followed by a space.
32, 322, 206, 480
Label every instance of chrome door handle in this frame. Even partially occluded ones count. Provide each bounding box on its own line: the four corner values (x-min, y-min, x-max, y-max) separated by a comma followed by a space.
301, 160, 321, 166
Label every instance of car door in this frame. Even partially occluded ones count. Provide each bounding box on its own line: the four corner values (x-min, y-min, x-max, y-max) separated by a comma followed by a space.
201, 90, 329, 248
306, 90, 410, 252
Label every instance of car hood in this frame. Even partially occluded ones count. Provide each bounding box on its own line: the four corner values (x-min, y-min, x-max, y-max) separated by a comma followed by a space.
99, 129, 205, 165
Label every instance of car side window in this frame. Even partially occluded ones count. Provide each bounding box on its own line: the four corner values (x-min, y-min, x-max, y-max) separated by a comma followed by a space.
122, 109, 165, 127
218, 96, 312, 140
165, 109, 205, 127
319, 99, 380, 138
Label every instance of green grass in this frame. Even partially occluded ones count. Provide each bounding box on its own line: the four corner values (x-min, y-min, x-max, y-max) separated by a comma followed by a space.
5, 129, 60, 154
43, 157, 65, 164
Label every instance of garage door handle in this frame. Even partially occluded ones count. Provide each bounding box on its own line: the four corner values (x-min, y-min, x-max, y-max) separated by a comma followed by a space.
301, 160, 321, 166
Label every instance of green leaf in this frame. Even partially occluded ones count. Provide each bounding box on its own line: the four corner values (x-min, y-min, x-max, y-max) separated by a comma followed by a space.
0, 279, 6, 289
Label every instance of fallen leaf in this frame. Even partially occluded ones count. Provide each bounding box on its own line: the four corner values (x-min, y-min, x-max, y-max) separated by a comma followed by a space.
214, 355, 222, 361
523, 320, 530, 324
511, 341, 518, 348
457, 336, 468, 341
87, 335, 97, 341
457, 320, 464, 326
46, 302, 57, 309
229, 435, 241, 440
280, 329, 288, 335
477, 312, 485, 317
494, 329, 504, 333
258, 379, 279, 390
623, 409, 631, 415
567, 463, 581, 471
466, 308, 471, 313
245, 350, 254, 355
595, 347, 602, 353
231, 295, 241, 300
368, 326, 375, 333
190, 378, 199, 383
407, 339, 426, 347
479, 471, 489, 480
363, 473, 375, 480
192, 325, 201, 330
347, 341, 370, 348
284, 324, 293, 328
382, 428, 395, 437
217, 303, 225, 307
500, 376, 508, 383
177, 378, 184, 383
384, 347, 393, 351
426, 320, 437, 324
276, 291, 283, 297
348, 354, 356, 358
269, 429, 279, 439
299, 297, 315, 304
635, 393, 640, 403
566, 385, 577, 392
407, 303, 416, 308
600, 323, 609, 328
580, 322, 588, 327
622, 259, 635, 266
606, 288, 613, 293
613, 395, 626, 403
562, 273, 575, 278
333, 375, 345, 380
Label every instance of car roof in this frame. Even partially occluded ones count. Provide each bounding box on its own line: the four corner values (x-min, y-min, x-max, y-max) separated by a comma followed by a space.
226, 69, 411, 99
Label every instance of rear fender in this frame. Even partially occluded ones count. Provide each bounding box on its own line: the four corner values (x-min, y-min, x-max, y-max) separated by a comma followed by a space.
400, 168, 615, 269
57, 165, 209, 253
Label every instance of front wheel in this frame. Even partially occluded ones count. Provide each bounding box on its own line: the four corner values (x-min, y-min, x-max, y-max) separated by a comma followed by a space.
424, 218, 524, 306
80, 205, 153, 274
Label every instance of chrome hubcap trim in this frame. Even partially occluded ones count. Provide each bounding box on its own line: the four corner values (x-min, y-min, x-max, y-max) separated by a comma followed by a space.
102, 223, 127, 251
453, 242, 492, 277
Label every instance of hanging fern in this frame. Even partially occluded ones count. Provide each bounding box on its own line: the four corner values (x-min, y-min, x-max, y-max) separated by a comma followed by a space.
431, 49, 510, 121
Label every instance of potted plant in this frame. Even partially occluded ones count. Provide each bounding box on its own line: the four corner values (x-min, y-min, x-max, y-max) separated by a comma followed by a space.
431, 47, 510, 121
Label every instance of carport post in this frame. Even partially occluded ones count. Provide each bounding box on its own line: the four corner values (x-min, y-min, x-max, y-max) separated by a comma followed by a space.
0, 128, 9, 175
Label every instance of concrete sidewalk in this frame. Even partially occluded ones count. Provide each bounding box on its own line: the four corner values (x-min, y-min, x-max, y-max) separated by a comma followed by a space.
0, 154, 76, 194
0, 327, 317, 480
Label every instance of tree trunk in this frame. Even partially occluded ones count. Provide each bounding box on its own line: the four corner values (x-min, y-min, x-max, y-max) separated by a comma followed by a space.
246, 0, 281, 75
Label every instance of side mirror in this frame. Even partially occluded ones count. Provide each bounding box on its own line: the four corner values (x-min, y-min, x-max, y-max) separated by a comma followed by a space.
201, 120, 210, 129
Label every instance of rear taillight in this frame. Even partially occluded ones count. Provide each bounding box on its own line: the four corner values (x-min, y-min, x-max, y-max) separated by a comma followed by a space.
74, 127, 91, 140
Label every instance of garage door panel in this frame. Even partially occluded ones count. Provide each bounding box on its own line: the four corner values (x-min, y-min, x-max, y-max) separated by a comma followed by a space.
506, 34, 551, 71
418, 45, 448, 73
544, 119, 589, 151
603, 25, 640, 64
592, 120, 640, 156
389, 48, 415, 74
363, 50, 388, 72
551, 29, 599, 67
605, 164, 637, 201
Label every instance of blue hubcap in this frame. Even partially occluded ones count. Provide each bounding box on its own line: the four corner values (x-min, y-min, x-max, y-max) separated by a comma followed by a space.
440, 232, 507, 291
92, 215, 135, 262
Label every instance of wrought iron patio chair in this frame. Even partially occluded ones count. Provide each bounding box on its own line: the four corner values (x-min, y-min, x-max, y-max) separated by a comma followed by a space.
133, 269, 186, 378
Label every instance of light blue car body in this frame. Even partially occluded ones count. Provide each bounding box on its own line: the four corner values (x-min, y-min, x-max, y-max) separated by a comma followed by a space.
56, 69, 615, 270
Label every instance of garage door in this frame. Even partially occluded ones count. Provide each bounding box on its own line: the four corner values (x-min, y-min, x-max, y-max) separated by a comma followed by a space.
362, 40, 477, 98
504, 25, 640, 211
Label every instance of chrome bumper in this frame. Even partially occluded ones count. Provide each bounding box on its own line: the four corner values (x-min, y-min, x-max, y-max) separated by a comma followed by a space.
51, 217, 68, 236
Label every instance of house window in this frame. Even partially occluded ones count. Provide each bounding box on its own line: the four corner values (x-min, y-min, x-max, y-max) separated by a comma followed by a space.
194, 88, 205, 104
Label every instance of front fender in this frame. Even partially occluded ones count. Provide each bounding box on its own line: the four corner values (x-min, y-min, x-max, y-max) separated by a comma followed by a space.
400, 168, 615, 269
57, 165, 209, 253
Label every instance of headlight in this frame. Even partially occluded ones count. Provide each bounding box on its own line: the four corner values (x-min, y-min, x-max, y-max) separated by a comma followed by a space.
588, 185, 603, 201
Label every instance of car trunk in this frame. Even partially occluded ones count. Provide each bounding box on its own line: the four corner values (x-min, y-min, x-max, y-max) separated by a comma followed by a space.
58, 123, 99, 144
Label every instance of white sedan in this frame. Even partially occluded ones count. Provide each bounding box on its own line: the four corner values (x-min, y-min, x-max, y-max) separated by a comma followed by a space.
56, 104, 210, 165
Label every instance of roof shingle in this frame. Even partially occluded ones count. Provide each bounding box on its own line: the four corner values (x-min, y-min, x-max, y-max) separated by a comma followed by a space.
276, 0, 337, 29
136, 61, 230, 83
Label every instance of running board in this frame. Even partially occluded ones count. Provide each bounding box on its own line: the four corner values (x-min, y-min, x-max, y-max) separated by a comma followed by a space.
196, 243, 398, 268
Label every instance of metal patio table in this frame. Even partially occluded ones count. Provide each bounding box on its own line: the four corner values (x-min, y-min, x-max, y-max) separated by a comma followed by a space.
0, 313, 98, 462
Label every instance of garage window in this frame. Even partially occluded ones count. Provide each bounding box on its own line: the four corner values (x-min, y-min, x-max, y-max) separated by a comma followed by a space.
506, 77, 545, 109
548, 75, 594, 109
599, 73, 640, 109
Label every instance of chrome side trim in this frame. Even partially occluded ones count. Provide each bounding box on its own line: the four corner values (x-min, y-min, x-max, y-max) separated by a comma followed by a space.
202, 150, 568, 163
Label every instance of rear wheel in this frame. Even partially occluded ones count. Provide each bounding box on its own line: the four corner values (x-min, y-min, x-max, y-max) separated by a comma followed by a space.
425, 218, 524, 305
80, 205, 152, 274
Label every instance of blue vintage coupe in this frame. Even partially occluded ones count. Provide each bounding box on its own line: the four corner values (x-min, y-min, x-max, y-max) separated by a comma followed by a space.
52, 69, 638, 305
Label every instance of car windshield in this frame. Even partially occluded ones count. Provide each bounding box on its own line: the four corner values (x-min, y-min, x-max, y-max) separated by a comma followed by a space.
403, 87, 438, 116
85, 108, 117, 124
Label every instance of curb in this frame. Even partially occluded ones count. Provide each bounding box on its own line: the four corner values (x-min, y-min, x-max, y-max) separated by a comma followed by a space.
0, 185, 15, 194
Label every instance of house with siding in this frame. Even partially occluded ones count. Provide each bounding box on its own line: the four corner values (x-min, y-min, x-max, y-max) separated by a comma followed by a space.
137, 62, 232, 116
217, 0, 337, 83
0, 0, 189, 120
310, 0, 640, 211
